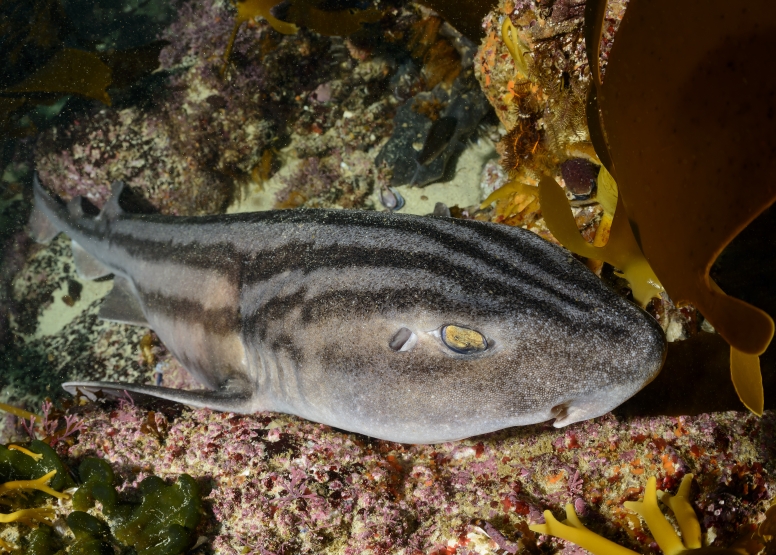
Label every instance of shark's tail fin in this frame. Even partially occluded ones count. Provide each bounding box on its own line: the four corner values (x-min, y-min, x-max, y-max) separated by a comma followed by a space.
29, 173, 118, 279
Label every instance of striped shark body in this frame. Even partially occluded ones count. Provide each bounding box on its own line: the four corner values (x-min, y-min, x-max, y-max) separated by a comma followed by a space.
31, 175, 665, 444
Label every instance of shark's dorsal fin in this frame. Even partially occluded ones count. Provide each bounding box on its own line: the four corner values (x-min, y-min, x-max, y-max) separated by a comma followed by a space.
71, 240, 112, 279
98, 181, 125, 221
61, 380, 256, 413
99, 276, 148, 326
67, 197, 84, 218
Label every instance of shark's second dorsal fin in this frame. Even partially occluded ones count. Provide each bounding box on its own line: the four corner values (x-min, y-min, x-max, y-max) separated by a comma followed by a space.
61, 379, 256, 413
98, 181, 125, 221
29, 204, 59, 243
99, 275, 148, 326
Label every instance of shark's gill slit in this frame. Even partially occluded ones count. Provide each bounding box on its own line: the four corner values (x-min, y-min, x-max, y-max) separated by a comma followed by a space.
389, 327, 417, 352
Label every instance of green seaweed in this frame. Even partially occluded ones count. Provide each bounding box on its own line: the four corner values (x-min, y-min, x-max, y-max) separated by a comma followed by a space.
73, 459, 202, 555
0, 437, 201, 555
67, 512, 114, 555
0, 441, 76, 494
19, 525, 63, 555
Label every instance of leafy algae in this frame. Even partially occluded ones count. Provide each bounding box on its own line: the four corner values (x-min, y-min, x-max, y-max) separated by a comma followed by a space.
0, 441, 201, 555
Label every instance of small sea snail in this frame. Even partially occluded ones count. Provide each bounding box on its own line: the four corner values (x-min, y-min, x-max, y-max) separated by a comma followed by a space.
441, 325, 488, 354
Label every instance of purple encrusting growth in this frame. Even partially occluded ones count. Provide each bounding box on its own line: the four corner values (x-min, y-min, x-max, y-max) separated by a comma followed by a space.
157, 0, 337, 177
34, 0, 342, 216
60, 403, 776, 555
35, 109, 231, 216
275, 150, 387, 209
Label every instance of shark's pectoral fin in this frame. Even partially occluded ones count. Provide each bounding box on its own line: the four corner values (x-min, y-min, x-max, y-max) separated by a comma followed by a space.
62, 379, 257, 413
99, 276, 149, 326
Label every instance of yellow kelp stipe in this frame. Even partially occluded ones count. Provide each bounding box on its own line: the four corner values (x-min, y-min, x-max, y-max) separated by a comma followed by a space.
0, 538, 15, 552
624, 477, 686, 555
730, 348, 764, 417
538, 174, 663, 306
223, 0, 297, 75
659, 474, 702, 550
7, 445, 43, 461
235, 0, 297, 36
0, 508, 56, 526
501, 18, 531, 80
530, 505, 638, 555
481, 180, 537, 209
0, 402, 41, 423
0, 470, 69, 500
531, 475, 705, 555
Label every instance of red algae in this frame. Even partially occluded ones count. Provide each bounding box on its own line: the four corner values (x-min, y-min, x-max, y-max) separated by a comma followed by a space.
61, 403, 776, 555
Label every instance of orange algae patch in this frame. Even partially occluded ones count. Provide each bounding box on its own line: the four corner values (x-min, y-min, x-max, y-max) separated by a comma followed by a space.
583, 0, 776, 413
406, 15, 462, 90
660, 455, 676, 476
547, 472, 565, 484
223, 0, 384, 73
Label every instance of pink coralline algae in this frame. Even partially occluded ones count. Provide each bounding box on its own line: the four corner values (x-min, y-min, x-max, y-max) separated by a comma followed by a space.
35, 108, 231, 216
57, 401, 776, 555
34, 0, 342, 215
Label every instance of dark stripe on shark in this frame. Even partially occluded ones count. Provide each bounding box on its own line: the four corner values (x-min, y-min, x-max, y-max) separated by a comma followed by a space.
240, 242, 590, 316
106, 212, 558, 287
137, 288, 241, 335
108, 230, 586, 315
240, 284, 622, 347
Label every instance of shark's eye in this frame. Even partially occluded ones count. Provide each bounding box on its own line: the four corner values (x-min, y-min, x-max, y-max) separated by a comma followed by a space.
389, 327, 417, 352
441, 325, 488, 354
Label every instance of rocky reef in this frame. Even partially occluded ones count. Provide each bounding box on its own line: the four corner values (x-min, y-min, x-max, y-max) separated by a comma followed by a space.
1, 398, 774, 555
2, 0, 776, 554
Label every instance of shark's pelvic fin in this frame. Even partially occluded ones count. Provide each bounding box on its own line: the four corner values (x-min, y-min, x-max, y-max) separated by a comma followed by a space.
71, 241, 112, 279
98, 276, 149, 326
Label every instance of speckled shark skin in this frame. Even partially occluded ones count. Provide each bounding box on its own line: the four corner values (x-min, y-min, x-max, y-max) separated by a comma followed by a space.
31, 175, 665, 444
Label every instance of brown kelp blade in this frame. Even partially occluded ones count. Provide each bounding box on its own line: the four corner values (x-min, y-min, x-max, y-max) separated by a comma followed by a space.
585, 0, 776, 411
